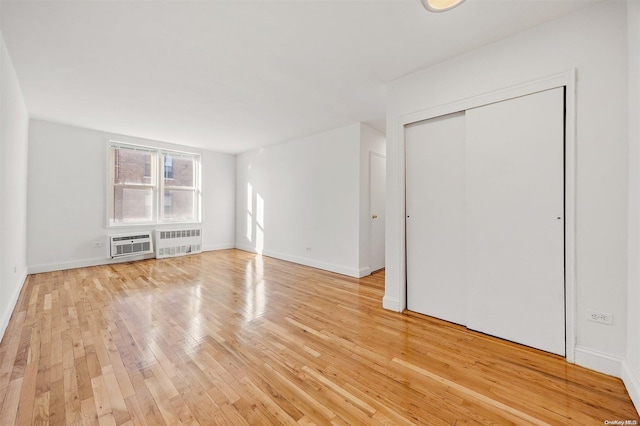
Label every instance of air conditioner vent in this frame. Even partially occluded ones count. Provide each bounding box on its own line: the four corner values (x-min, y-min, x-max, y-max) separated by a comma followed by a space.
110, 232, 153, 258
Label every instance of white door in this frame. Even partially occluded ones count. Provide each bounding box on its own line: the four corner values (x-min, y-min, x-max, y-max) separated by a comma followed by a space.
406, 112, 467, 325
370, 152, 386, 272
465, 88, 565, 356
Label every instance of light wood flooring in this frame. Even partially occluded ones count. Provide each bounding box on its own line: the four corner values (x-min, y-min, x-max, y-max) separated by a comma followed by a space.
0, 249, 637, 425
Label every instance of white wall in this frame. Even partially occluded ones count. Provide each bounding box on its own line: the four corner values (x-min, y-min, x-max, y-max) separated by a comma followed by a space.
27, 120, 236, 273
385, 1, 630, 377
625, 0, 640, 412
236, 124, 365, 277
201, 150, 236, 252
359, 124, 386, 274
0, 26, 29, 341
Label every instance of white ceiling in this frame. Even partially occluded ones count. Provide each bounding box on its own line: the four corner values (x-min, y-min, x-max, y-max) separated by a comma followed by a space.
0, 0, 596, 154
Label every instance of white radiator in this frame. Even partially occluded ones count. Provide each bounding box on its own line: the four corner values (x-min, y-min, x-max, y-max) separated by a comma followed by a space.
110, 232, 153, 258
155, 228, 202, 259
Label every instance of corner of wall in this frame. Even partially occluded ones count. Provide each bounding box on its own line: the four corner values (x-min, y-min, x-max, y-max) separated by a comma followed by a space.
358, 266, 371, 278
574, 345, 624, 378
622, 360, 640, 415
0, 269, 27, 344
0, 27, 30, 346
382, 295, 401, 312
202, 243, 236, 252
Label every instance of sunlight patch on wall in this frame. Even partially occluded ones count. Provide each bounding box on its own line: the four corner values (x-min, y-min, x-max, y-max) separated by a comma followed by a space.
256, 193, 265, 254
247, 182, 253, 242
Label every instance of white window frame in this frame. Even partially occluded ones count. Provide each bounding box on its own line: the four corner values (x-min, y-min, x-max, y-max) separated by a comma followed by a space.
108, 141, 202, 227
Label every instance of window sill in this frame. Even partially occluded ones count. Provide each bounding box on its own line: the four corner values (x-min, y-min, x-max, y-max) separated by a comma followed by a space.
107, 220, 203, 229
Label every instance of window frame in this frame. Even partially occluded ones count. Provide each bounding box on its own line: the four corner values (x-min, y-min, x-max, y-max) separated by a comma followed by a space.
108, 141, 202, 227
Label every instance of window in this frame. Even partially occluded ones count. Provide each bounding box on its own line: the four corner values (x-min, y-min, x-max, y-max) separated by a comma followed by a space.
144, 157, 152, 179
109, 142, 201, 226
161, 153, 198, 221
164, 156, 174, 180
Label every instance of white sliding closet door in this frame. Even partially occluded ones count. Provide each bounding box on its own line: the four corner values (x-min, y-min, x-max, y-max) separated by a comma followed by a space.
406, 112, 466, 325
465, 88, 565, 356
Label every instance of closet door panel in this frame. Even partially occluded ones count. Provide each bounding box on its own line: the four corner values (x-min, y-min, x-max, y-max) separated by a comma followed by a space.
406, 112, 466, 325
465, 88, 565, 355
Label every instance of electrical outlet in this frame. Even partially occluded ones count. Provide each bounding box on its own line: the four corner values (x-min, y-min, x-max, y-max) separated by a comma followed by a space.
587, 310, 613, 325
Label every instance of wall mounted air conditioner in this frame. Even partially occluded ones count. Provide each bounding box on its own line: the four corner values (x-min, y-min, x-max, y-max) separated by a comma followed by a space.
155, 228, 202, 259
110, 232, 153, 258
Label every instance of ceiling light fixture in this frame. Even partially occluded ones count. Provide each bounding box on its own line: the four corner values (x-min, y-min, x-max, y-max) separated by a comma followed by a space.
421, 0, 466, 13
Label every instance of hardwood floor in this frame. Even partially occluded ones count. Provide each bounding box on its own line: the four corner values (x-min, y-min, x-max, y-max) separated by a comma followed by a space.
0, 249, 637, 425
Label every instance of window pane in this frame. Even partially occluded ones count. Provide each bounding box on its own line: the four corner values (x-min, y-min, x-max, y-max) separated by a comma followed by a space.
114, 148, 154, 185
164, 155, 193, 187
163, 188, 195, 220
164, 156, 174, 179
114, 187, 154, 223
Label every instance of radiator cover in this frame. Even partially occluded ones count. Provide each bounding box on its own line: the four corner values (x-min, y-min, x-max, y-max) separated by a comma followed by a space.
155, 228, 202, 259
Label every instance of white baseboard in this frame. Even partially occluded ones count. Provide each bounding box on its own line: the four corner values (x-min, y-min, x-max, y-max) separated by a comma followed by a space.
358, 266, 371, 278
29, 243, 238, 274
622, 360, 640, 415
574, 345, 623, 377
383, 295, 401, 312
235, 244, 363, 278
0, 268, 28, 344
28, 254, 156, 274
202, 243, 236, 252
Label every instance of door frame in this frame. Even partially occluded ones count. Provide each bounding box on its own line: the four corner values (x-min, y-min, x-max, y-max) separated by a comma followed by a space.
369, 151, 386, 273
398, 70, 577, 362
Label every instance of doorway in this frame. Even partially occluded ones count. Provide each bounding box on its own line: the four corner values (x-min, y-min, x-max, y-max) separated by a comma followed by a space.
370, 152, 386, 273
